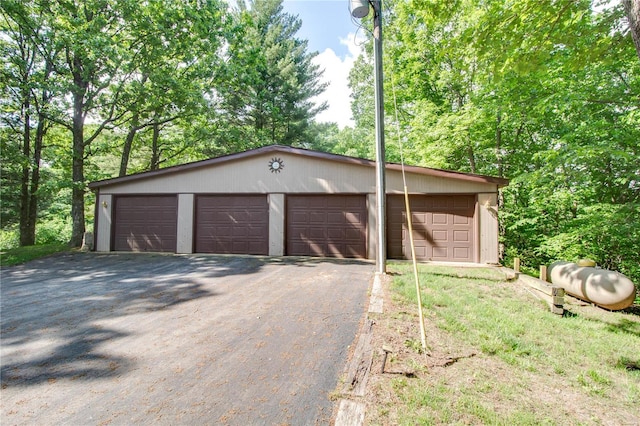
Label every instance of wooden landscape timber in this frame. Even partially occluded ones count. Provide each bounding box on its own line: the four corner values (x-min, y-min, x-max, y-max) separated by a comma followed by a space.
517, 273, 565, 315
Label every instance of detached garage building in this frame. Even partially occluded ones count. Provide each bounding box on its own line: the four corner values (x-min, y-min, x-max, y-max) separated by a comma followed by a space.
90, 145, 508, 263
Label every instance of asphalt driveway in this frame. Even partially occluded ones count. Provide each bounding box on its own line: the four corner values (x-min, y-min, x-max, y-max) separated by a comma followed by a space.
1, 252, 373, 425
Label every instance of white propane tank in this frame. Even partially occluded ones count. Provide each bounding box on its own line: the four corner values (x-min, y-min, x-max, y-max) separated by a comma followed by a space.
547, 261, 636, 310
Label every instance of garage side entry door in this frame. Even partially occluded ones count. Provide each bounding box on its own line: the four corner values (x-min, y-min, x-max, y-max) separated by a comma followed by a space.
287, 195, 367, 258
195, 195, 269, 255
113, 195, 177, 252
388, 194, 476, 262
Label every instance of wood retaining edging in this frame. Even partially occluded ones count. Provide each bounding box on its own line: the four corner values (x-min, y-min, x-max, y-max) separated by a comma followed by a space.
334, 273, 385, 425
495, 266, 565, 315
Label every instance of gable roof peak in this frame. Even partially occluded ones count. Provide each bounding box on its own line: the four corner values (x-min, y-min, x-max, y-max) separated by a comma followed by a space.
89, 144, 508, 189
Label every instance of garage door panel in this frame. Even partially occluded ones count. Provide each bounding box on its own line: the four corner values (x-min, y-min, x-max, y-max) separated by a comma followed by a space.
347, 244, 364, 256
325, 229, 340, 239
327, 212, 343, 223
113, 196, 177, 252
325, 198, 343, 208
454, 230, 470, 242
309, 228, 325, 238
454, 215, 471, 225
216, 228, 232, 237
344, 229, 362, 240
432, 198, 448, 209
345, 212, 363, 224
287, 195, 367, 258
387, 195, 476, 262
291, 212, 308, 223
246, 224, 265, 233
454, 247, 470, 259
232, 227, 249, 237
453, 197, 473, 209
432, 230, 448, 241
195, 195, 268, 255
415, 246, 428, 258
433, 247, 448, 258
432, 213, 448, 225
310, 212, 325, 223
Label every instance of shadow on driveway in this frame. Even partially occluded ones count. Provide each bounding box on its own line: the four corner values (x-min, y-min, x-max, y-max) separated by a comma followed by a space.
1, 252, 372, 424
2, 253, 227, 387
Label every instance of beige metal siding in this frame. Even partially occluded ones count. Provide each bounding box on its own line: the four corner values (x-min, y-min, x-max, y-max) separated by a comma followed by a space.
387, 169, 494, 194
97, 153, 497, 196
176, 194, 194, 254
96, 194, 112, 252
367, 193, 377, 259
268, 193, 285, 256
478, 193, 499, 264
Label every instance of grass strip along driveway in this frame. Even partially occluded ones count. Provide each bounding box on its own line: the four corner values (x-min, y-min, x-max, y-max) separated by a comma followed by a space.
1, 253, 372, 425
364, 263, 639, 425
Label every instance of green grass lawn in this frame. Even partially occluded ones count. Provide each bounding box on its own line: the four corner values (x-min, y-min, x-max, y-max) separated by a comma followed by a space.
366, 262, 640, 425
0, 243, 70, 268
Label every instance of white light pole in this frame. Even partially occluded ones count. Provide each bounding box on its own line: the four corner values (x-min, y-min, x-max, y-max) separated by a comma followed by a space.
351, 0, 386, 274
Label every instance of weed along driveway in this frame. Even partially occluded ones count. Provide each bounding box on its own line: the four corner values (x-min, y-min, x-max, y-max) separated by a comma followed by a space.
1, 253, 373, 425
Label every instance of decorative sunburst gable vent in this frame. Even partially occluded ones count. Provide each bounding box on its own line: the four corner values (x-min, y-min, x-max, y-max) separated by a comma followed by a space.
268, 157, 284, 173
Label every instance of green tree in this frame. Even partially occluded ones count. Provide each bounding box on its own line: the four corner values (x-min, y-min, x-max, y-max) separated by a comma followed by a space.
1, 1, 58, 245
214, 0, 327, 151
623, 0, 640, 60
116, 0, 230, 176
34, 0, 146, 246
1, 0, 232, 247
348, 0, 640, 282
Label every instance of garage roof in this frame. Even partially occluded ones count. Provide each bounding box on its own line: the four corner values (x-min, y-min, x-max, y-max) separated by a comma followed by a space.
89, 145, 509, 189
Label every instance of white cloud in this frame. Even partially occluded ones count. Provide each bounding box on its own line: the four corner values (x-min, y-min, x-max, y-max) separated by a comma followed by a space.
311, 33, 365, 129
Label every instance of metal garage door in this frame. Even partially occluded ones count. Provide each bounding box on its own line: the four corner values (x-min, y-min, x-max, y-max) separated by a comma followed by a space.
387, 194, 476, 262
113, 195, 177, 252
195, 195, 269, 255
287, 195, 367, 258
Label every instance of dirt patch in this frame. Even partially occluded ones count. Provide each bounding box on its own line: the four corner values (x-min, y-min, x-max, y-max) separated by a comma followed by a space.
362, 275, 640, 426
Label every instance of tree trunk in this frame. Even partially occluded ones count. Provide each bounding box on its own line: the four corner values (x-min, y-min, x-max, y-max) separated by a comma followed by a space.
495, 111, 503, 178
150, 121, 161, 171
19, 96, 32, 246
26, 114, 46, 245
467, 131, 476, 174
69, 55, 88, 248
119, 74, 148, 176
623, 0, 640, 62
119, 112, 140, 177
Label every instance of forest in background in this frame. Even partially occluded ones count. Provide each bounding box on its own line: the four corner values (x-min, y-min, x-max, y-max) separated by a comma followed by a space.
1, 0, 639, 284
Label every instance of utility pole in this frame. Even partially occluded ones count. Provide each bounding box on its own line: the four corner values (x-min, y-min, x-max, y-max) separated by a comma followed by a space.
351, 0, 386, 274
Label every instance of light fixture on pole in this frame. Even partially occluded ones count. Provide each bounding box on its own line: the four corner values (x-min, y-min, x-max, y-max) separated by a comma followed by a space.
350, 0, 370, 18
350, 0, 386, 274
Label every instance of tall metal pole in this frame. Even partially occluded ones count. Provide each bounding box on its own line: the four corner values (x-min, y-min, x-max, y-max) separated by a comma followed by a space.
372, 0, 386, 274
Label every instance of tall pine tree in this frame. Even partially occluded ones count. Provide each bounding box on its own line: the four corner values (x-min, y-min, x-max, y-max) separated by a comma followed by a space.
213, 0, 327, 152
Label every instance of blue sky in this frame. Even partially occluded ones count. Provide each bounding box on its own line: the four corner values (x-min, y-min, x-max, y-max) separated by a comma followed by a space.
282, 1, 360, 59
281, 0, 367, 128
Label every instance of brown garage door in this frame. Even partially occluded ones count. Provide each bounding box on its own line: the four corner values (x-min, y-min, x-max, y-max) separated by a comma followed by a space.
113, 195, 177, 252
287, 195, 367, 258
195, 195, 269, 255
388, 194, 476, 262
